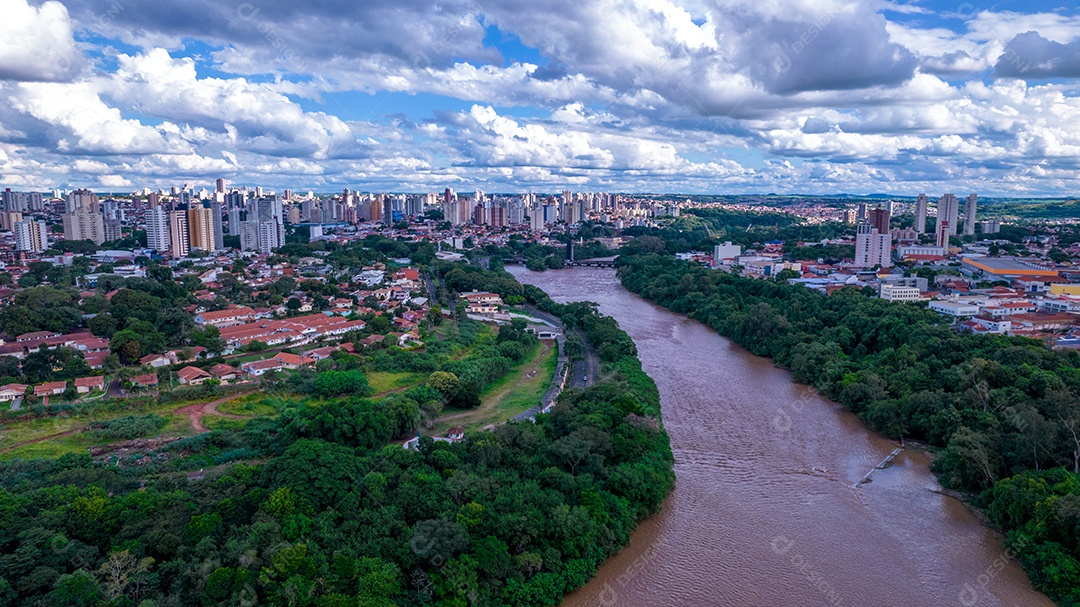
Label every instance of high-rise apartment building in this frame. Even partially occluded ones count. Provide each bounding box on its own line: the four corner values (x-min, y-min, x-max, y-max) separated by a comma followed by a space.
936, 220, 951, 248
66, 189, 99, 214
13, 220, 48, 252
188, 205, 215, 252
0, 211, 22, 232
937, 194, 959, 237
210, 202, 225, 250
868, 208, 890, 235
62, 207, 106, 244
103, 218, 122, 242
854, 223, 892, 268
239, 220, 260, 252
383, 197, 393, 227
963, 194, 978, 236
146, 207, 170, 252
914, 193, 928, 233
169, 210, 190, 257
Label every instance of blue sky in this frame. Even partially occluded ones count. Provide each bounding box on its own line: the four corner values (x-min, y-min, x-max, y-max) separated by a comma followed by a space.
0, 0, 1079, 195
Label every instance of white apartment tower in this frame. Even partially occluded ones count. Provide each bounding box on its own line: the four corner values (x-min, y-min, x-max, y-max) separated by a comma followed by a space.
146, 207, 171, 253
854, 223, 892, 268
169, 210, 190, 257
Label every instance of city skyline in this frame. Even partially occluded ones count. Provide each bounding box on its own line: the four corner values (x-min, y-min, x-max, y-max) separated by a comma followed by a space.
0, 1, 1079, 195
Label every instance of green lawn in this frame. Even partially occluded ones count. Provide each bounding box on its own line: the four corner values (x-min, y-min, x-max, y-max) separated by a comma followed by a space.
368, 371, 426, 395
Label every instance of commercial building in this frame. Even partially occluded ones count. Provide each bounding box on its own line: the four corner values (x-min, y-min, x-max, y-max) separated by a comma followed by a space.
929, 301, 981, 318
879, 284, 923, 302
897, 244, 947, 260
713, 242, 742, 264
962, 257, 1059, 279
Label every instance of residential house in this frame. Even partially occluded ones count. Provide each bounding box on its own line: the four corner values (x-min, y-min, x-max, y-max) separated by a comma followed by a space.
177, 366, 213, 386
0, 384, 27, 401
139, 353, 173, 368
74, 376, 106, 394
34, 381, 66, 397
131, 374, 159, 390
241, 359, 283, 376
208, 364, 243, 383
83, 351, 109, 370
272, 352, 316, 369
305, 346, 338, 361
17, 331, 60, 342
194, 306, 257, 327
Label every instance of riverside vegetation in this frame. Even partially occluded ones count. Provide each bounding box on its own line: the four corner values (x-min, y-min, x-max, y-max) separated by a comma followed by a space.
0, 265, 674, 607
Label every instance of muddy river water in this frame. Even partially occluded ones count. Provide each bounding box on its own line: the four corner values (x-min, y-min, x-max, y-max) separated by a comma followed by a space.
509, 266, 1052, 607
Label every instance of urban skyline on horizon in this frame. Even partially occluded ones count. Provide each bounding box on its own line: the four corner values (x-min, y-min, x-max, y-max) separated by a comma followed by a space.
0, 1, 1078, 196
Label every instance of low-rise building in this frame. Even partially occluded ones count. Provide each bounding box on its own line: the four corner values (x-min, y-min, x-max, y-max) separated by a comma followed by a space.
929, 301, 981, 318
878, 284, 924, 302
208, 363, 243, 383
241, 359, 283, 376
177, 366, 213, 385
34, 381, 66, 397
131, 374, 159, 390
0, 383, 28, 401
74, 376, 105, 394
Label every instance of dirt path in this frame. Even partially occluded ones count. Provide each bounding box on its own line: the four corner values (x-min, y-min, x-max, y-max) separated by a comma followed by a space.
175, 391, 254, 433
436, 341, 553, 424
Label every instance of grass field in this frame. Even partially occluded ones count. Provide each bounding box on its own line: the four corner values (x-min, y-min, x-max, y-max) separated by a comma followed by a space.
217, 395, 280, 417
431, 340, 558, 436
368, 371, 426, 395
0, 396, 217, 460
0, 412, 191, 460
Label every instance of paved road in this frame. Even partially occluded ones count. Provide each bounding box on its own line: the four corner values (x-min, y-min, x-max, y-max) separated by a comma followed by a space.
519, 304, 599, 390
510, 304, 608, 422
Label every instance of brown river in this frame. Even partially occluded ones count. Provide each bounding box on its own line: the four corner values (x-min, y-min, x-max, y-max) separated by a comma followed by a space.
508, 266, 1053, 607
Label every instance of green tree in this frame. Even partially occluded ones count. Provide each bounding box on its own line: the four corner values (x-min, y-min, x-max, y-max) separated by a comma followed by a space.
427, 371, 460, 399
312, 370, 372, 397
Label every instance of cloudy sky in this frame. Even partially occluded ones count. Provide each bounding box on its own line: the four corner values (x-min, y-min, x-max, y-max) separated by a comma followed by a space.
1, 0, 1079, 195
